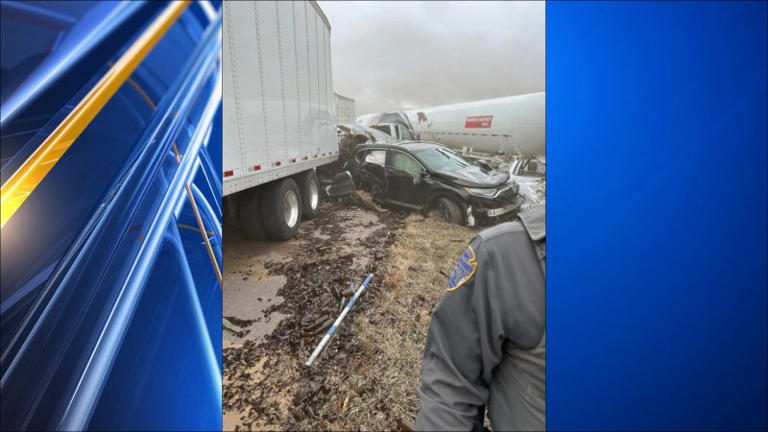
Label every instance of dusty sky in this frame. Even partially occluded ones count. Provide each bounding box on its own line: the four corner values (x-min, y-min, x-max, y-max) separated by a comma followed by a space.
318, 1, 545, 116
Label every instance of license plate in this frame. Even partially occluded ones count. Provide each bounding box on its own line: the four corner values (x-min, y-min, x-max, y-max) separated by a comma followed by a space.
487, 205, 516, 217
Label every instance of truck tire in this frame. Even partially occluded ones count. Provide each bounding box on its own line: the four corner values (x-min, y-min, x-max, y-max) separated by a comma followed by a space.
237, 189, 267, 240
296, 170, 321, 220
262, 177, 302, 240
433, 196, 464, 225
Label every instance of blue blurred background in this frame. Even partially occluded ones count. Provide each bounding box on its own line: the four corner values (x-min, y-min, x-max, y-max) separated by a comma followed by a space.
547, 1, 767, 430
1, 1, 222, 430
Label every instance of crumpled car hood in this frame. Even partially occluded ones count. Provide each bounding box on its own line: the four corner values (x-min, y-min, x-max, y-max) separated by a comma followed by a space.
434, 165, 510, 188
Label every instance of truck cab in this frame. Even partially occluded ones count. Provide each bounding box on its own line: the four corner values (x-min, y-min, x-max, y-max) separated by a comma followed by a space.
368, 122, 417, 141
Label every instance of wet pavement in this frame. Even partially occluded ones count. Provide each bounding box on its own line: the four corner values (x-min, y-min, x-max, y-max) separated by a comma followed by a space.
222, 232, 293, 347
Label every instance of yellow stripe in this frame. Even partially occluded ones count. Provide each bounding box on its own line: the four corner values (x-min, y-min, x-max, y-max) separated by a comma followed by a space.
0, 1, 190, 228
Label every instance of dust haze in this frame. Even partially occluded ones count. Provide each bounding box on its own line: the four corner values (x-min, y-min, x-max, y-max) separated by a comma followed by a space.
318, 1, 545, 116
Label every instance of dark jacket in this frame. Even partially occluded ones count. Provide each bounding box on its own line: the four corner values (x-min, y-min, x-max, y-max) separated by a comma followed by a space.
416, 205, 546, 431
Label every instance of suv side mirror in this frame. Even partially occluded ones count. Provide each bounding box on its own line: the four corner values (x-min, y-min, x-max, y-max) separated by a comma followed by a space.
413, 172, 425, 185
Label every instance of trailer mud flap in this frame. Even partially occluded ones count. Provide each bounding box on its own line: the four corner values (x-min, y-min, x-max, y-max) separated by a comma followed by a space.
323, 171, 356, 197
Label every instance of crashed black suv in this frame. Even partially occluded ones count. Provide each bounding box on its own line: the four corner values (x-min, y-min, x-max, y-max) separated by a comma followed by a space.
343, 141, 519, 225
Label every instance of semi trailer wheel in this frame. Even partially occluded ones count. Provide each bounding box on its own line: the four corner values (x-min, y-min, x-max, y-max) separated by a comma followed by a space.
237, 188, 267, 239
262, 177, 302, 240
296, 170, 321, 220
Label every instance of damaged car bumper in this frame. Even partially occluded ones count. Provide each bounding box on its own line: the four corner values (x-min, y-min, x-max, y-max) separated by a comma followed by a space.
464, 183, 520, 224
486, 204, 517, 217
466, 194, 520, 226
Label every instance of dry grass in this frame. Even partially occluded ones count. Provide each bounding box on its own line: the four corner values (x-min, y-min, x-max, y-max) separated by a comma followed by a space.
334, 214, 481, 429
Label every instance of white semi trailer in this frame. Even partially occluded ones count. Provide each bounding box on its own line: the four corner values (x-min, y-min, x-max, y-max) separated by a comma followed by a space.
401, 92, 546, 158
334, 92, 355, 123
223, 0, 337, 240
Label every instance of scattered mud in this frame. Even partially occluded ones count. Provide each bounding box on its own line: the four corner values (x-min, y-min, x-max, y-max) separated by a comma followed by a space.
223, 191, 478, 430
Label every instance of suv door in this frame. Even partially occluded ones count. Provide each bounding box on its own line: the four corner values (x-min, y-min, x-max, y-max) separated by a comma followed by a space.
385, 150, 430, 208
353, 149, 387, 195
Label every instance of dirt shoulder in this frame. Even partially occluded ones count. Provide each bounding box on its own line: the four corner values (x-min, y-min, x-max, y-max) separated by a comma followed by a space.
223, 192, 479, 430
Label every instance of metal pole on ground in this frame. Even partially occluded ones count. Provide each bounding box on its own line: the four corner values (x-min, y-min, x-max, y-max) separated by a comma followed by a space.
305, 273, 374, 366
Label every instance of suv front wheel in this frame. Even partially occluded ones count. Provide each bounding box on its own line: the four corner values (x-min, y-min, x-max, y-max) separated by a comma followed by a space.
431, 196, 464, 225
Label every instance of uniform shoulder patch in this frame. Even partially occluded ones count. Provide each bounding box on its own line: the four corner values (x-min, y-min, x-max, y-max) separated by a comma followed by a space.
446, 245, 477, 292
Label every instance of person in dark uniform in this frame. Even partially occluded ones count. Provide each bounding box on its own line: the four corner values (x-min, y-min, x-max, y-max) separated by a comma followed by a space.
416, 204, 545, 431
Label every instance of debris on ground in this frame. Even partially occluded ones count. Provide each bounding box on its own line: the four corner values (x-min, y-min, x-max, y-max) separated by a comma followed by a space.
305, 273, 374, 367
223, 191, 479, 430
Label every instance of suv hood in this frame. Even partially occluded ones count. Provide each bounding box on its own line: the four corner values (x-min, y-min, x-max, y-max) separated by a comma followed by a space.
433, 165, 510, 188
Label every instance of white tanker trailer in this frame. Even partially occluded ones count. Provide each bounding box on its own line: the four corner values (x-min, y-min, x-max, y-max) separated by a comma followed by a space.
350, 93, 546, 158
403, 92, 544, 157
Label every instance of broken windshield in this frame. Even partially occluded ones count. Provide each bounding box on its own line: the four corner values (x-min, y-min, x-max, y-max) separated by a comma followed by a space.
414, 147, 472, 173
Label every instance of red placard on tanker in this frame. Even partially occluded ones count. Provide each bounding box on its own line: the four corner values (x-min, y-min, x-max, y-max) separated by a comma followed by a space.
465, 115, 493, 128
